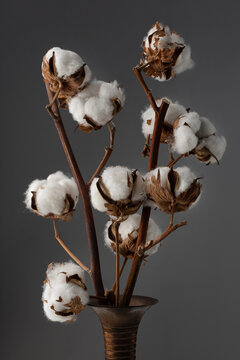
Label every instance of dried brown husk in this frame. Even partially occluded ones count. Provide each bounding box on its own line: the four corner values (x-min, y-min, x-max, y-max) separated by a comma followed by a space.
192, 146, 219, 165
145, 168, 201, 214
30, 192, 75, 222
108, 222, 138, 258
42, 52, 88, 109
96, 170, 143, 217
142, 22, 185, 80
50, 296, 85, 318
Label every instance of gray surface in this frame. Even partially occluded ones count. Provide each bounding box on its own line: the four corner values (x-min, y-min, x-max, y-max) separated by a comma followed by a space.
1, 0, 240, 359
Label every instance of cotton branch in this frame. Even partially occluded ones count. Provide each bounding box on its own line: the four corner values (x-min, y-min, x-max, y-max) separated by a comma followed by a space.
53, 220, 91, 274
45, 82, 105, 297
88, 122, 115, 187
120, 68, 169, 306
140, 220, 187, 253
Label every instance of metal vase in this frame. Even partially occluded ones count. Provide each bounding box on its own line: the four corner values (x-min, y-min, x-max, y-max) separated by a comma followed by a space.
88, 295, 158, 360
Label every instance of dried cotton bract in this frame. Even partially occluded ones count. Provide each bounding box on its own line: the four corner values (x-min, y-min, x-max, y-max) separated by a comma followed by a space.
24, 171, 79, 221
90, 166, 145, 218
42, 262, 89, 323
145, 166, 201, 213
42, 47, 91, 108
142, 22, 194, 81
68, 80, 125, 132
104, 214, 162, 258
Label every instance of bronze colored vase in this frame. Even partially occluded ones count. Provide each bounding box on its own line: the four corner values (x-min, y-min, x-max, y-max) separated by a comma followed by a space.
88, 295, 158, 360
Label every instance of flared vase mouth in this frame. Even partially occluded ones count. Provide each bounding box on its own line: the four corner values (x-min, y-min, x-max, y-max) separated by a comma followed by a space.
88, 295, 158, 309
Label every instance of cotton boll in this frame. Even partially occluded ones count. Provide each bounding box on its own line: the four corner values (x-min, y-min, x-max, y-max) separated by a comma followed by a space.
177, 112, 201, 133
173, 125, 198, 154
84, 96, 114, 125
90, 167, 145, 217
42, 262, 89, 323
197, 135, 227, 164
90, 178, 108, 212
174, 166, 196, 196
142, 22, 193, 81
197, 117, 216, 138
45, 47, 86, 79
24, 171, 79, 220
145, 166, 201, 213
173, 45, 194, 74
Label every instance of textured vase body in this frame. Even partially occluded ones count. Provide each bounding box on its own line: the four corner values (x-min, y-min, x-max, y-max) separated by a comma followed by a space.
88, 295, 158, 360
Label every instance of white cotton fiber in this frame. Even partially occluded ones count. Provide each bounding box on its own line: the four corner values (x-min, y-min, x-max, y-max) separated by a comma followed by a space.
174, 166, 197, 196
24, 171, 79, 216
104, 214, 162, 257
90, 178, 108, 212
173, 125, 198, 154
84, 96, 114, 125
44, 47, 91, 84
177, 112, 201, 133
196, 135, 227, 164
197, 117, 216, 138
173, 45, 194, 74
102, 167, 144, 202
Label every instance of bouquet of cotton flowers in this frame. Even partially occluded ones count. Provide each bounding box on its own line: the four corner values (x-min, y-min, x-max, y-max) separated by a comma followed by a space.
24, 21, 226, 358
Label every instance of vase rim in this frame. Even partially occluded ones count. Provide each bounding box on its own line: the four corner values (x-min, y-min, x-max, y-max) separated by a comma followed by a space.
88, 294, 158, 309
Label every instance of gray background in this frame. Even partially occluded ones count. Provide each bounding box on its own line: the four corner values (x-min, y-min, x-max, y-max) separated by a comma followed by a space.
1, 0, 239, 359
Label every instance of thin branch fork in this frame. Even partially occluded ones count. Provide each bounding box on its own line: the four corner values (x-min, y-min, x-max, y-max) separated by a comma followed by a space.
120, 70, 169, 306
88, 122, 115, 187
45, 82, 105, 297
53, 220, 91, 274
140, 220, 187, 253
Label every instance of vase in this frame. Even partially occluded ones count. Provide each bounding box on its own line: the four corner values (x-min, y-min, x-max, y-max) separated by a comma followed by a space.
88, 295, 158, 360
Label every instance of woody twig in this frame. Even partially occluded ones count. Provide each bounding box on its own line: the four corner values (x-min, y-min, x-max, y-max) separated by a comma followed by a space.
53, 220, 91, 274
88, 122, 115, 187
120, 67, 169, 306
45, 82, 105, 297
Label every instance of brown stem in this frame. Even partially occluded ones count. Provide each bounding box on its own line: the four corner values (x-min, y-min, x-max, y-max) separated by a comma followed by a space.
111, 258, 128, 292
111, 221, 121, 306
142, 221, 187, 252
120, 70, 169, 306
45, 82, 105, 297
53, 220, 91, 274
88, 122, 115, 187
133, 67, 158, 112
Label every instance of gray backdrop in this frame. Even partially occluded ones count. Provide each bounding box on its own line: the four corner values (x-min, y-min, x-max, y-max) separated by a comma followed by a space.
1, 0, 240, 359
